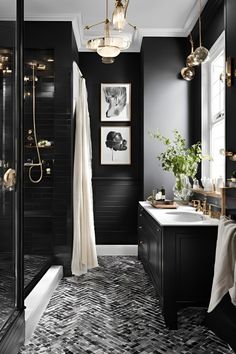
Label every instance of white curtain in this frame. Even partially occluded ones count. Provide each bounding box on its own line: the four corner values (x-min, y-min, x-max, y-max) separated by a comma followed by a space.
71, 62, 98, 276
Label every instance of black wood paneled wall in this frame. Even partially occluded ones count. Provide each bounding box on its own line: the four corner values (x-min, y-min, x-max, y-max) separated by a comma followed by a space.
79, 53, 142, 245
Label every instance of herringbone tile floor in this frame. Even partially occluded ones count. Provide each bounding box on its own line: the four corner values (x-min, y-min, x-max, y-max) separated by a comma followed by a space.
19, 257, 232, 353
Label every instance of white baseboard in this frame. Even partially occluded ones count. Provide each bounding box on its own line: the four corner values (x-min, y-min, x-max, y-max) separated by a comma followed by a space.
24, 265, 63, 344
96, 245, 138, 256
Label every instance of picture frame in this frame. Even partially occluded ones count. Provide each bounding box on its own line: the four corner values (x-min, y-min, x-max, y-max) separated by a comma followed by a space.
100, 126, 131, 165
101, 83, 131, 122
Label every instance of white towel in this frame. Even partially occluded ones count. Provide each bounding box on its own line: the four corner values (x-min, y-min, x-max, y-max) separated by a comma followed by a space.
208, 216, 236, 312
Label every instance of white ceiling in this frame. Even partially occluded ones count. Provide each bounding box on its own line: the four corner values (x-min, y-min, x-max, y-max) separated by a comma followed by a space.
0, 0, 208, 52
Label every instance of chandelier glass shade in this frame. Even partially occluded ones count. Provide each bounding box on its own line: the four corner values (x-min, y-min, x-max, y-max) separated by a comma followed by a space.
86, 36, 130, 56
112, 0, 126, 31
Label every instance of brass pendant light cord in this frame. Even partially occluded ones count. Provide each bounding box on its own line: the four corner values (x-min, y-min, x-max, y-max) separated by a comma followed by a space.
105, 0, 110, 38
106, 0, 108, 19
189, 33, 194, 53
199, 0, 202, 47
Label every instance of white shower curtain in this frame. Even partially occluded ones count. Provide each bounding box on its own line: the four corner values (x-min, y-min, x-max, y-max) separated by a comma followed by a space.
71, 62, 98, 276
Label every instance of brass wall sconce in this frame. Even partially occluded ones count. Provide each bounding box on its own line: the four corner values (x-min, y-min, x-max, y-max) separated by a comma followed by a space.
220, 148, 236, 161
0, 55, 10, 73
226, 57, 232, 87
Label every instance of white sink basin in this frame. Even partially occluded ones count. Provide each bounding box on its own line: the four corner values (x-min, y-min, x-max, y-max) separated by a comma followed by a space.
164, 211, 205, 222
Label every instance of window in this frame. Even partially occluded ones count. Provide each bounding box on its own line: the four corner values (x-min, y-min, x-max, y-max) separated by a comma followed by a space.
202, 32, 225, 181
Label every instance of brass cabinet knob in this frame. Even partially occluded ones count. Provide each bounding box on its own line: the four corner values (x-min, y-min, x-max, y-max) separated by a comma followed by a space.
139, 240, 143, 245
3, 168, 16, 189
138, 226, 142, 229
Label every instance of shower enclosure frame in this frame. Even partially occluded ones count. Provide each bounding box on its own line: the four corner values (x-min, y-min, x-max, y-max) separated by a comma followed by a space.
0, 0, 25, 352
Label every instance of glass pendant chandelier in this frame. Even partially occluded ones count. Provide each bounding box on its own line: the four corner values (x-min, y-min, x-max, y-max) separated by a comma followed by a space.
193, 0, 209, 64
85, 0, 135, 64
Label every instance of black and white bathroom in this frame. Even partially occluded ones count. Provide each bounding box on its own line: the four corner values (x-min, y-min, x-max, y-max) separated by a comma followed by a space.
0, 0, 236, 353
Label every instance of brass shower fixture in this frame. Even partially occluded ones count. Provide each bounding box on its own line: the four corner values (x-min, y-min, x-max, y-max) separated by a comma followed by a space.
0, 55, 11, 73
27, 62, 46, 70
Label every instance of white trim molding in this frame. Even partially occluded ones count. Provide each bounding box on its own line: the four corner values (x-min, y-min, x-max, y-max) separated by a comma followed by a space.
25, 266, 63, 343
96, 245, 138, 256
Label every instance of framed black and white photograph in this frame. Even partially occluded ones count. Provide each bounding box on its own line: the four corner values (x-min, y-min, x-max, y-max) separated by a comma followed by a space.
101, 83, 131, 122
101, 126, 131, 165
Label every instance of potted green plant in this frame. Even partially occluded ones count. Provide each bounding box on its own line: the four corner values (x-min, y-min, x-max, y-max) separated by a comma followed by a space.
150, 129, 209, 201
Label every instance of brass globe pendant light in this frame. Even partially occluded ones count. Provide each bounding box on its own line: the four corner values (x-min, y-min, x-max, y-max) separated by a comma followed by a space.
181, 66, 195, 81
193, 0, 209, 64
186, 34, 199, 67
181, 34, 196, 81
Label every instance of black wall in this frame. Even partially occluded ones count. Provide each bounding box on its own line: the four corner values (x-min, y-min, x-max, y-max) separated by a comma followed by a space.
225, 0, 236, 178
190, 0, 225, 146
190, 0, 236, 181
141, 37, 190, 199
0, 22, 15, 251
24, 22, 74, 270
79, 53, 142, 244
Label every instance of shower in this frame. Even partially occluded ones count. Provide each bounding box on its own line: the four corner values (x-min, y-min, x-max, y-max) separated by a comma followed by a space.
24, 62, 44, 183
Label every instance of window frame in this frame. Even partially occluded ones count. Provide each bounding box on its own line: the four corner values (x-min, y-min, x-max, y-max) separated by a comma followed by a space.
201, 31, 225, 180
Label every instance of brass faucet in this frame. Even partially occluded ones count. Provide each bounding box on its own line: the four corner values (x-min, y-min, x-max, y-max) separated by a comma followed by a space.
202, 200, 209, 215
192, 199, 202, 212
192, 199, 209, 214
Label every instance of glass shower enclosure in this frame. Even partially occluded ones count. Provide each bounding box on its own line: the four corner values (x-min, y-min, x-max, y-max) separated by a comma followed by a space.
0, 0, 24, 352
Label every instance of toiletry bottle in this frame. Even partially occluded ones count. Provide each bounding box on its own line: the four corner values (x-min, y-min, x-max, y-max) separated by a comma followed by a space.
156, 189, 162, 201
161, 186, 165, 201
155, 189, 161, 201
152, 187, 157, 201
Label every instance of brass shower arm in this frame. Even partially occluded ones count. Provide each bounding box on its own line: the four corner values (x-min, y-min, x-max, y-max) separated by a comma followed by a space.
84, 20, 107, 31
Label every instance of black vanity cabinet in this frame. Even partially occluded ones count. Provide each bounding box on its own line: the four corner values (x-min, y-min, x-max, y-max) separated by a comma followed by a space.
138, 204, 218, 329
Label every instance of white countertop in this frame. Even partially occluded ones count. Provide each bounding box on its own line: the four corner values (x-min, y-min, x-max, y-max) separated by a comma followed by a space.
139, 201, 219, 227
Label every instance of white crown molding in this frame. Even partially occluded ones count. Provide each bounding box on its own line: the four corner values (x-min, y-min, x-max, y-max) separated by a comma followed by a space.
72, 14, 83, 52
2, 0, 208, 54
183, 0, 208, 36
24, 13, 75, 21
78, 0, 208, 52
139, 27, 187, 38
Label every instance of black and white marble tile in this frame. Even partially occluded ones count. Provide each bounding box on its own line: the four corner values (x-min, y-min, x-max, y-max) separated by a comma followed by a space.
19, 256, 233, 354
0, 254, 51, 331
